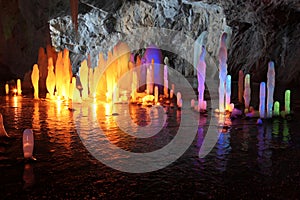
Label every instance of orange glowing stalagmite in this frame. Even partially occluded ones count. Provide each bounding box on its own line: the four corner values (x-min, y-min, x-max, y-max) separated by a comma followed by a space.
31, 64, 39, 99
46, 57, 56, 98
17, 79, 22, 95
95, 52, 107, 100
89, 68, 95, 98
79, 60, 89, 100
62, 49, 72, 99
106, 51, 115, 102
55, 52, 64, 97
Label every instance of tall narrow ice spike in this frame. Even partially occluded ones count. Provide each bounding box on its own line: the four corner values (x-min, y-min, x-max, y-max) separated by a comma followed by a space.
267, 61, 275, 118
197, 46, 207, 111
225, 75, 231, 111
17, 79, 22, 95
285, 90, 291, 114
5, 83, 9, 95
218, 33, 228, 113
243, 74, 251, 110
259, 82, 266, 118
31, 64, 39, 99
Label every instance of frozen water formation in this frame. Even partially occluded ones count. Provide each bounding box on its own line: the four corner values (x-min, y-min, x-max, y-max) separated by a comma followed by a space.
23, 129, 35, 160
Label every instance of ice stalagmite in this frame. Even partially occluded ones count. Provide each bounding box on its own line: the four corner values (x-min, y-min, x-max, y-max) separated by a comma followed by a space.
244, 74, 251, 111
23, 129, 34, 159
225, 75, 231, 111
197, 46, 206, 111
259, 82, 266, 118
218, 33, 228, 113
267, 61, 275, 118
31, 64, 39, 99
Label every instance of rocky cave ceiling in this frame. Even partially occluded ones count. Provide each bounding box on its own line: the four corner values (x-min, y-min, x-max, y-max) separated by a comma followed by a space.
0, 0, 299, 87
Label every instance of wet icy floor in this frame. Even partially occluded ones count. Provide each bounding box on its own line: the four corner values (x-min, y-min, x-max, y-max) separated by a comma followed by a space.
0, 96, 299, 199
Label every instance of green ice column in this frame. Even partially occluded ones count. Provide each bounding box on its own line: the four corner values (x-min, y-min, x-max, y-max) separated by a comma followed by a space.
285, 90, 291, 114
273, 101, 280, 117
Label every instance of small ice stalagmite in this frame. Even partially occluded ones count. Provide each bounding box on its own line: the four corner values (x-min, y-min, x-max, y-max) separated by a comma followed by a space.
225, 75, 231, 111
197, 46, 206, 111
177, 92, 182, 107
259, 82, 266, 119
243, 74, 251, 111
17, 79, 22, 95
0, 113, 9, 137
267, 61, 275, 118
5, 83, 9, 95
238, 70, 244, 103
31, 64, 39, 99
23, 129, 34, 159
46, 58, 56, 98
273, 101, 280, 117
164, 57, 169, 98
285, 90, 291, 114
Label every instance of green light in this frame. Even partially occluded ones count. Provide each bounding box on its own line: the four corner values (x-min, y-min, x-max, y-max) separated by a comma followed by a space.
285, 90, 291, 114
273, 101, 280, 116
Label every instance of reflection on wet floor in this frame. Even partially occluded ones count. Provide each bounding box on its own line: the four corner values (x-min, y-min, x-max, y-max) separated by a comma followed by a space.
0, 96, 298, 199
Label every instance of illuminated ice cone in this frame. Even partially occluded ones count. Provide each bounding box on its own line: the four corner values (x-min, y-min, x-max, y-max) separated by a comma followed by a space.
80, 60, 89, 100
23, 129, 34, 159
154, 86, 159, 103
243, 74, 251, 111
225, 75, 231, 111
197, 46, 206, 111
177, 92, 182, 107
164, 57, 169, 98
238, 70, 244, 103
31, 64, 39, 99
259, 82, 266, 118
46, 58, 56, 98
273, 101, 280, 117
5, 84, 9, 95
0, 113, 9, 137
17, 79, 22, 95
267, 61, 275, 118
218, 33, 228, 113
285, 90, 291, 114
55, 52, 63, 97
62, 49, 72, 99
89, 68, 95, 98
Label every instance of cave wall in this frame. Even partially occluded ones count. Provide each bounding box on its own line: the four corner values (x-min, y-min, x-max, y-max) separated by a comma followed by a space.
0, 0, 299, 88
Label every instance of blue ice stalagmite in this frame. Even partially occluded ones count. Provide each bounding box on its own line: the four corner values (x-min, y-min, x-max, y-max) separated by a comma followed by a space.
259, 82, 266, 118
225, 75, 231, 111
144, 45, 163, 93
267, 61, 275, 118
23, 129, 34, 159
218, 33, 228, 113
197, 46, 207, 111
0, 113, 9, 137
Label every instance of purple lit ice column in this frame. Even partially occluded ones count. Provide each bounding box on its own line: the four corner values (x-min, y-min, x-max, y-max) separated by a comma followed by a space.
197, 46, 206, 111
238, 70, 244, 103
243, 74, 251, 110
218, 33, 228, 112
144, 45, 163, 93
164, 57, 169, 98
23, 129, 34, 159
225, 75, 231, 111
259, 82, 266, 118
267, 61, 275, 118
